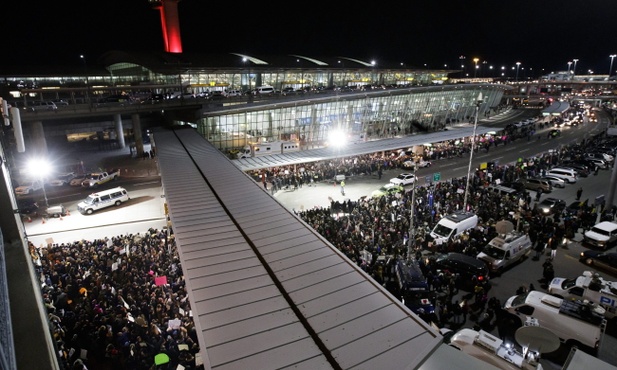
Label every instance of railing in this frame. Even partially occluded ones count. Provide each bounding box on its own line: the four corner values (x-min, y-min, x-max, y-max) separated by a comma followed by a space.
0, 229, 16, 370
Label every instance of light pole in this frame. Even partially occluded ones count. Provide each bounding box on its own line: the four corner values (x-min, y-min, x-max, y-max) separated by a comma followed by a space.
573, 59, 579, 79
407, 165, 418, 259
609, 55, 616, 79
459, 55, 466, 78
473, 58, 479, 78
28, 159, 50, 209
567, 61, 572, 74
243, 57, 253, 102
80, 54, 90, 106
515, 62, 521, 81
462, 93, 483, 212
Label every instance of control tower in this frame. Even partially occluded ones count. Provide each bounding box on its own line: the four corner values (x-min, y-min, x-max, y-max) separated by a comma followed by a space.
149, 0, 183, 53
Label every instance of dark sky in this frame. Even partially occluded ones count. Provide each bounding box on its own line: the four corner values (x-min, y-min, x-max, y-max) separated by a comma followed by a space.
5, 0, 617, 76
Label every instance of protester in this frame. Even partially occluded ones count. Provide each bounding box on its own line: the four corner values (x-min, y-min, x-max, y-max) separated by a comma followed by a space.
30, 229, 201, 370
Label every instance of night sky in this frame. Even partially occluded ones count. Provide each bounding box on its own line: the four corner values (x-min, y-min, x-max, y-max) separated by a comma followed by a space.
4, 0, 617, 76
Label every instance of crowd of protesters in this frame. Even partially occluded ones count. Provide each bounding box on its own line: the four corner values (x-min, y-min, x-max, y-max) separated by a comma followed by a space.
29, 228, 202, 370
280, 123, 616, 333
27, 110, 617, 368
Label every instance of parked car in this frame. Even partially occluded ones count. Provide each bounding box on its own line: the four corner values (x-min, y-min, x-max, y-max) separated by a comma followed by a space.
97, 94, 134, 106
536, 197, 566, 215
26, 101, 57, 112
179, 92, 195, 99
224, 89, 243, 97
561, 162, 590, 177
14, 180, 43, 195
540, 175, 567, 188
70, 173, 90, 186
142, 94, 165, 103
523, 178, 553, 192
48, 172, 76, 186
586, 158, 608, 170
281, 87, 296, 95
545, 168, 577, 183
389, 173, 417, 186
209, 91, 225, 100
580, 250, 617, 277
371, 183, 404, 198
586, 152, 614, 163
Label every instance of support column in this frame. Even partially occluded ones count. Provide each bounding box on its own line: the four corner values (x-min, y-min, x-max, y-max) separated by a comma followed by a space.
131, 113, 144, 158
29, 121, 47, 156
114, 114, 126, 149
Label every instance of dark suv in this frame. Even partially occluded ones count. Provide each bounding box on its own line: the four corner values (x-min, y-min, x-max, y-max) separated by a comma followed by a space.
431, 252, 490, 290
16, 199, 39, 215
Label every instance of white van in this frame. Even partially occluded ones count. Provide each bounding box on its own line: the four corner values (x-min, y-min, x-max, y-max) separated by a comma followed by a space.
477, 231, 532, 274
77, 187, 130, 215
430, 211, 478, 245
254, 85, 275, 95
545, 167, 577, 183
504, 290, 606, 352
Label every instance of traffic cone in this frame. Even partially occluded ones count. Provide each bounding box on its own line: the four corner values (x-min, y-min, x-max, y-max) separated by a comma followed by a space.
41, 217, 46, 224
27, 216, 32, 223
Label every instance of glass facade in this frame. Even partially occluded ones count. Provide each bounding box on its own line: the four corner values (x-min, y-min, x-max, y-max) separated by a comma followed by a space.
197, 84, 508, 152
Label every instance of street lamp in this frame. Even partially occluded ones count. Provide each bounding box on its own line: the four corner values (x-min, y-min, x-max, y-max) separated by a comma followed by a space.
80, 54, 90, 105
28, 159, 50, 209
473, 58, 479, 78
515, 62, 521, 81
609, 55, 616, 79
242, 57, 253, 102
567, 61, 572, 74
459, 55, 466, 78
463, 93, 483, 212
573, 59, 579, 79
329, 129, 347, 178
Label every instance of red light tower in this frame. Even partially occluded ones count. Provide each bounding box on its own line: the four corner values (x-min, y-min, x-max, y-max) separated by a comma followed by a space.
149, 0, 183, 53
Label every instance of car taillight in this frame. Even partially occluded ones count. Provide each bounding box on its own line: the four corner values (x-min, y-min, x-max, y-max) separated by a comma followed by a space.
477, 275, 484, 281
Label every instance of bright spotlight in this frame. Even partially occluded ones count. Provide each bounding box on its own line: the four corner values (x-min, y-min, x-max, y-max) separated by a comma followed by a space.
28, 158, 51, 177
328, 129, 347, 147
